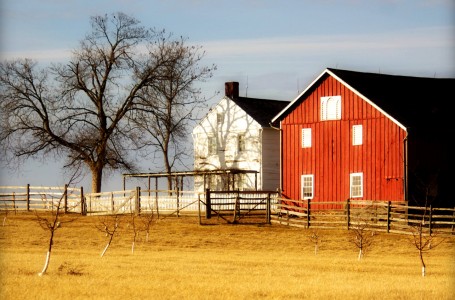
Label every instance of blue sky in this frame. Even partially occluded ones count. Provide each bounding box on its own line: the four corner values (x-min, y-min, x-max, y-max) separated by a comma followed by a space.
1, 0, 454, 191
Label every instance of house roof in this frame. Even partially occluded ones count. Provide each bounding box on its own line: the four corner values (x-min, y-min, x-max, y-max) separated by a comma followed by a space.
272, 68, 455, 134
231, 96, 289, 127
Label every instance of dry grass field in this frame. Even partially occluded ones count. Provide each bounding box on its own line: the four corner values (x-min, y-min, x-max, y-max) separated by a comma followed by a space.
0, 212, 454, 300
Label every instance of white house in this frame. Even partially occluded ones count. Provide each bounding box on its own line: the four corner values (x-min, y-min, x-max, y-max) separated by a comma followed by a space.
192, 82, 289, 192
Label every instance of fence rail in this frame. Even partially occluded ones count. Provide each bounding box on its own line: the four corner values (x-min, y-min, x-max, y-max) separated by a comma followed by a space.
0, 185, 84, 213
1, 185, 454, 235
272, 198, 455, 236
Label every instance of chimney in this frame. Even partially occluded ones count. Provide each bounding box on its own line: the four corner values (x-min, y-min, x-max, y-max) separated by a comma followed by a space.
225, 82, 239, 99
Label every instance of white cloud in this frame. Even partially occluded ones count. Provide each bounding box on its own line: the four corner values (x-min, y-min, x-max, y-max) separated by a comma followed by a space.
1, 48, 72, 63
201, 26, 454, 58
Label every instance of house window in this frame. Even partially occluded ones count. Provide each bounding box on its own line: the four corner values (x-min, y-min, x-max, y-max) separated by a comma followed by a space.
208, 136, 217, 155
301, 175, 314, 199
352, 125, 363, 146
302, 128, 312, 148
217, 113, 224, 126
350, 173, 363, 198
238, 134, 246, 152
321, 96, 341, 121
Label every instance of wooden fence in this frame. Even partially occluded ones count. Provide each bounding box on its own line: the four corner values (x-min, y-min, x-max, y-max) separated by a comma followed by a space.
0, 185, 202, 217
0, 185, 84, 213
84, 188, 203, 217
1, 185, 454, 235
272, 198, 455, 236
203, 189, 279, 224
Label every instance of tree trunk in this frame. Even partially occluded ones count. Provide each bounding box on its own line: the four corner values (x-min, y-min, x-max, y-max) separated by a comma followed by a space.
38, 251, 51, 276
358, 248, 363, 261
101, 233, 115, 257
91, 165, 103, 193
38, 228, 55, 276
163, 150, 173, 191
420, 250, 426, 277
100, 243, 110, 258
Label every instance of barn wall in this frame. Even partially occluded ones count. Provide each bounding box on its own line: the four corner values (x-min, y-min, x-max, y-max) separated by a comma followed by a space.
261, 128, 281, 191
281, 75, 406, 206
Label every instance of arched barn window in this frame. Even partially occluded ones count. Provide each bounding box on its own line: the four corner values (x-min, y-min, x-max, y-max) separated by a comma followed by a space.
321, 96, 341, 121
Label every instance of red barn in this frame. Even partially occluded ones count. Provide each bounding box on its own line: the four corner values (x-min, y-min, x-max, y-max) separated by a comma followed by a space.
272, 68, 455, 208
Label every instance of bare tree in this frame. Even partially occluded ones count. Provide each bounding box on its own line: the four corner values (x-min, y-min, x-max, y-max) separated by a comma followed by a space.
349, 219, 374, 261
129, 212, 139, 254
130, 35, 216, 190
0, 12, 215, 193
309, 231, 321, 255
96, 214, 119, 257
1, 200, 14, 226
140, 205, 155, 242
35, 184, 77, 276
409, 205, 445, 277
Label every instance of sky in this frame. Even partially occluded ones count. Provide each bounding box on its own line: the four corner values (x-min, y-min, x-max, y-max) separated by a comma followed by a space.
1, 0, 454, 192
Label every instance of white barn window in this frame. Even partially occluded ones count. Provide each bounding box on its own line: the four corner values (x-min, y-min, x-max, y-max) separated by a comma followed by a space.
321, 96, 341, 121
301, 174, 314, 199
350, 173, 363, 198
302, 128, 312, 148
352, 125, 363, 146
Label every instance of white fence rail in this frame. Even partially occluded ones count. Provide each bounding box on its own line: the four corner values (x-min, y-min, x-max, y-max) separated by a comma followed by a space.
0, 185, 83, 212
0, 185, 279, 217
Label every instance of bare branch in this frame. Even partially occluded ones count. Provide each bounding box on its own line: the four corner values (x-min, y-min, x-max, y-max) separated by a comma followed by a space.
1, 12, 216, 193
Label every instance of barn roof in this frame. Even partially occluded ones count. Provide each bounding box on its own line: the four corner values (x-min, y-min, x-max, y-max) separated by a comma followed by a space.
231, 96, 289, 127
272, 68, 455, 134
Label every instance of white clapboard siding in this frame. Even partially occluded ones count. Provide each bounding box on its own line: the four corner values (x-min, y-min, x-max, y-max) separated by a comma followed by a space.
192, 96, 281, 192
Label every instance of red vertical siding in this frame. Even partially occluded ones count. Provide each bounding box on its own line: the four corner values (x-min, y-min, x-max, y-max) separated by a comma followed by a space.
281, 75, 405, 207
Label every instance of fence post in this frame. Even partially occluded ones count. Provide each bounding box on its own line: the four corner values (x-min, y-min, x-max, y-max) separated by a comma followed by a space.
198, 193, 202, 225
233, 192, 240, 223
266, 193, 271, 224
155, 186, 160, 219
12, 192, 16, 214
428, 205, 432, 235
452, 206, 455, 234
307, 199, 311, 228
176, 185, 180, 217
135, 187, 141, 215
80, 186, 86, 215
205, 189, 211, 219
64, 184, 68, 213
26, 184, 30, 211
111, 192, 114, 213
346, 199, 350, 230
387, 201, 391, 233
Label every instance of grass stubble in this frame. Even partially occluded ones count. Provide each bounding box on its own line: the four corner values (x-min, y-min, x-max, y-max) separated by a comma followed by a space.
0, 212, 454, 299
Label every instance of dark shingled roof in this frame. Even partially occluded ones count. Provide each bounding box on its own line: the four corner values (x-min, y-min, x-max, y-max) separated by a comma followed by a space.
230, 96, 290, 127
327, 68, 455, 133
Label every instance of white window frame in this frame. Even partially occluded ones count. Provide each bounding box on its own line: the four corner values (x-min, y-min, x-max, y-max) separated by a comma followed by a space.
321, 96, 341, 121
352, 125, 363, 146
350, 172, 363, 198
217, 113, 224, 126
237, 134, 246, 152
302, 128, 312, 148
301, 174, 314, 199
208, 136, 217, 155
